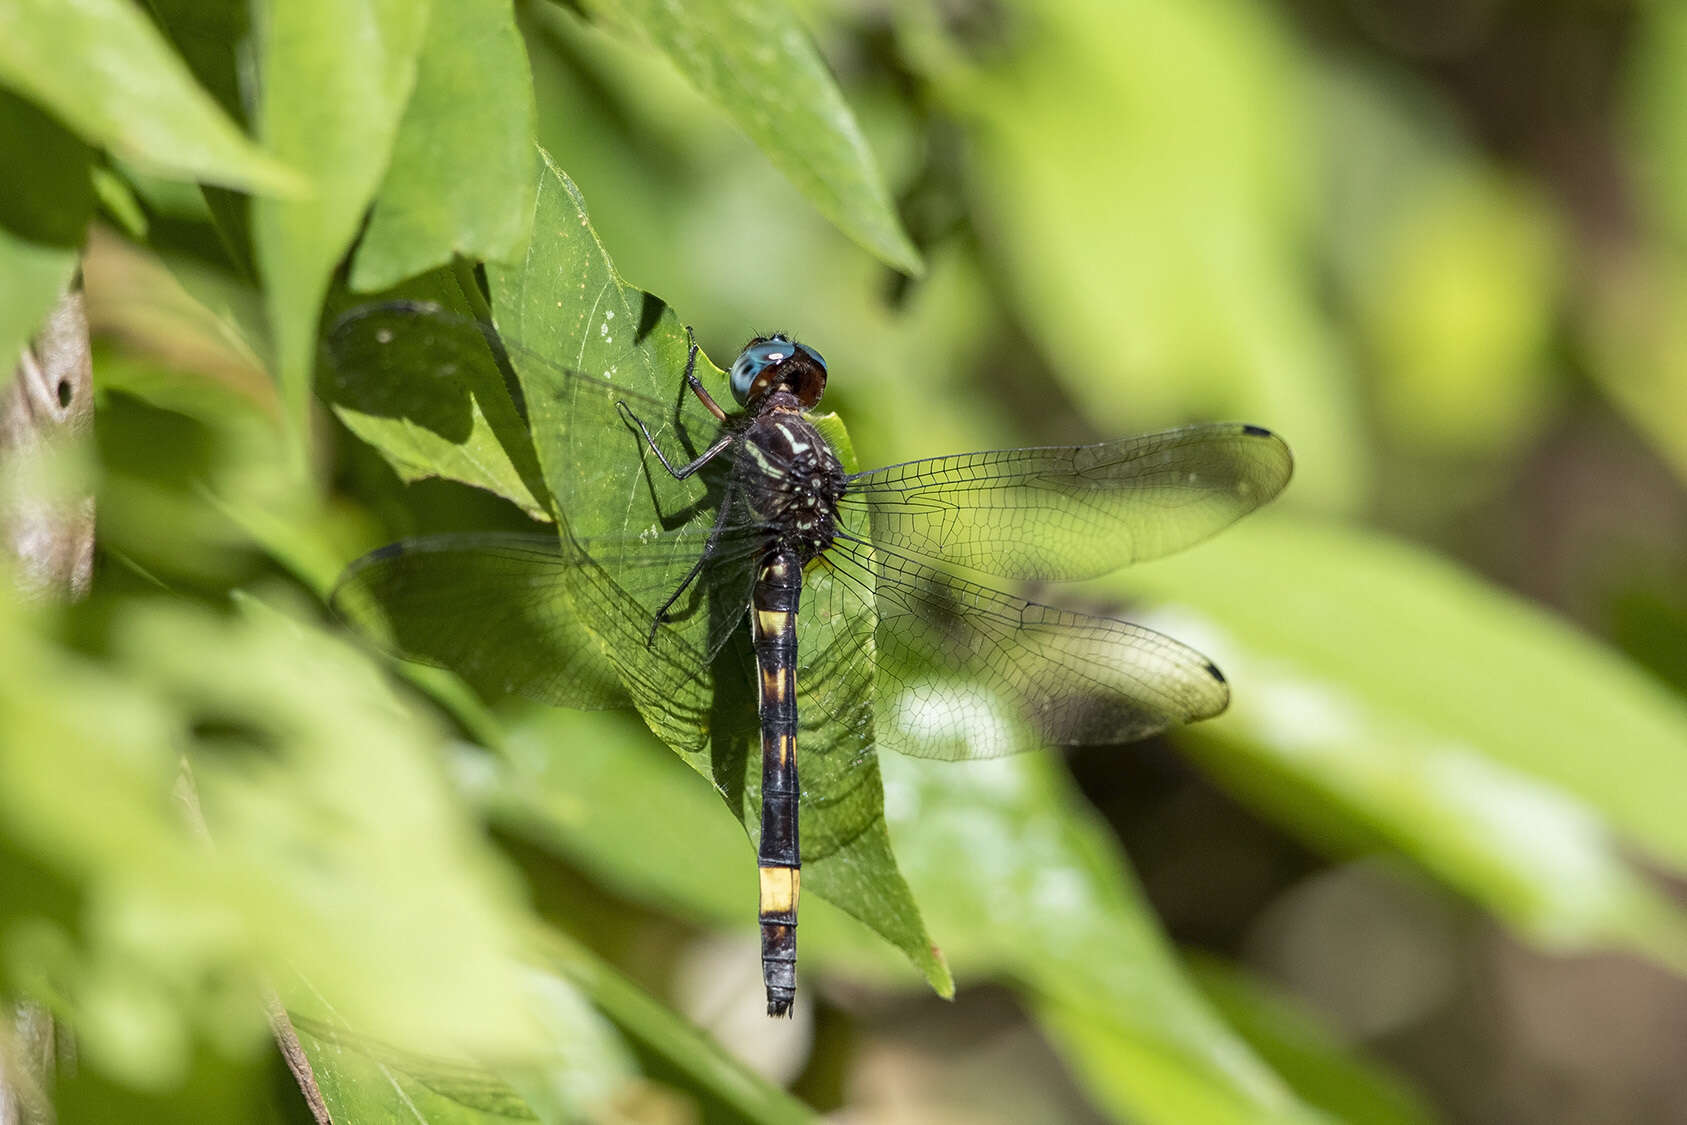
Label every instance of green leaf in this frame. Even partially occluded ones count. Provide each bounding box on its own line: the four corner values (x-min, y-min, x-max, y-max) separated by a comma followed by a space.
149, 596, 550, 1059
0, 0, 300, 195
350, 0, 538, 292
483, 712, 1329, 1123
483, 709, 748, 924
252, 0, 430, 462
141, 0, 265, 278
0, 588, 551, 1087
1582, 250, 1687, 487
1117, 517, 1687, 971
581, 0, 923, 275
0, 218, 79, 387
538, 929, 820, 1124
290, 961, 636, 1124
85, 234, 314, 586
1626, 2, 1687, 250
915, 0, 1361, 509
1036, 1003, 1332, 1125
879, 751, 1324, 1125
1594, 11, 1687, 488
1186, 954, 1438, 1125
0, 88, 89, 372
1358, 169, 1562, 459
484, 148, 947, 998
321, 267, 552, 519
92, 167, 148, 240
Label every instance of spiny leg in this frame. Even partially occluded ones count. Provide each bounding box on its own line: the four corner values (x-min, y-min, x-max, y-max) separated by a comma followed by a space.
644, 483, 749, 646
624, 329, 748, 644
616, 329, 734, 480
680, 326, 729, 422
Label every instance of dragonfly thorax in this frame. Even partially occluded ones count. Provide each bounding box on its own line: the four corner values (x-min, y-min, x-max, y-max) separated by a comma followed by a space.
737, 411, 847, 563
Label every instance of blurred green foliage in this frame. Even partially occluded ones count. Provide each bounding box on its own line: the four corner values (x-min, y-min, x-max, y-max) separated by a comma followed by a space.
2, 0, 1686, 1121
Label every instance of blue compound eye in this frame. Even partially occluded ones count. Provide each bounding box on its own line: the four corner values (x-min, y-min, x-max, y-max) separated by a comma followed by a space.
729, 335, 827, 406
729, 338, 793, 405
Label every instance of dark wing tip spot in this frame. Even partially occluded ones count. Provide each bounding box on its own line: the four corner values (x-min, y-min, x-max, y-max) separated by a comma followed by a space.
366, 542, 409, 562
1205, 661, 1227, 684
1241, 424, 1274, 438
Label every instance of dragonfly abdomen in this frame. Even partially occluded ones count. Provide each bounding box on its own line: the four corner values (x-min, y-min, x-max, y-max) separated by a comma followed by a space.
753, 548, 803, 1017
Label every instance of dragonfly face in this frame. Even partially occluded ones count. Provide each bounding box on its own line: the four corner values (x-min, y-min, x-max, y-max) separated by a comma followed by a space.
328, 303, 1294, 1018
729, 334, 828, 409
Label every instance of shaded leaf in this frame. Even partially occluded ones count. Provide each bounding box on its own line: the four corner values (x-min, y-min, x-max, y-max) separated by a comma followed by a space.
0, 89, 90, 372
322, 268, 551, 518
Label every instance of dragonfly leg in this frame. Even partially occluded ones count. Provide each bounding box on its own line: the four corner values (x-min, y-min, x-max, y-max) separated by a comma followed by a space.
648, 552, 709, 647
615, 327, 736, 477
616, 402, 734, 480
644, 486, 748, 647
681, 326, 730, 422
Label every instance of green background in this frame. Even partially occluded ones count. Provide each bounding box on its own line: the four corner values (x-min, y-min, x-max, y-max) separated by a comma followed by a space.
2, 0, 1686, 1121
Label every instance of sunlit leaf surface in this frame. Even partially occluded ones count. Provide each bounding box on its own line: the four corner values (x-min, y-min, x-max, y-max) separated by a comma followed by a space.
583, 0, 922, 274
1186, 954, 1437, 1125
0, 0, 300, 194
917, 0, 1362, 509
0, 589, 547, 1086
252, 0, 428, 455
351, 0, 538, 291
881, 750, 1327, 1125
291, 962, 634, 1124
1119, 518, 1687, 970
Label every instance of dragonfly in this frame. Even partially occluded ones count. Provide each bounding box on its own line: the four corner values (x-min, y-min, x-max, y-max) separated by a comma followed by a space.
327, 301, 1293, 1017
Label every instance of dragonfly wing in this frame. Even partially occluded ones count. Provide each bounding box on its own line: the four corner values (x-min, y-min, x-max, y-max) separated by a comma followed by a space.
838, 423, 1291, 582
332, 530, 762, 723
332, 532, 623, 709
327, 302, 786, 763
822, 534, 1228, 761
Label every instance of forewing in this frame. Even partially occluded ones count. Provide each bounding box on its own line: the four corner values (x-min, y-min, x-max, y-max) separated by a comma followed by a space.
325, 297, 773, 663
823, 534, 1229, 760
839, 423, 1292, 582
331, 531, 762, 726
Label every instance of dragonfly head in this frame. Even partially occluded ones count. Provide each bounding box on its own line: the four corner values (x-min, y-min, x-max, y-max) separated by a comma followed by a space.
729, 334, 827, 409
